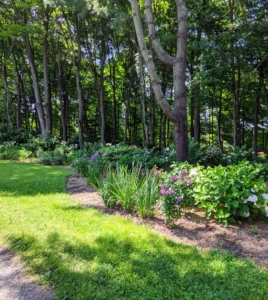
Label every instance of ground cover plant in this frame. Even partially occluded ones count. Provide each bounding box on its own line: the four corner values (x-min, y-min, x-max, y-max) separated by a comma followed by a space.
1, 161, 268, 300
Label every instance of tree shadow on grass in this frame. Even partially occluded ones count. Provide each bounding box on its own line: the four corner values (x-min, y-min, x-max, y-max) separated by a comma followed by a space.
0, 162, 72, 196
6, 229, 268, 300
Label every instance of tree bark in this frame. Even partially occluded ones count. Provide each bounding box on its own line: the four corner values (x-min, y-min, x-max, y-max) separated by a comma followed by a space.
43, 6, 52, 133
1, 61, 13, 129
24, 35, 47, 136
58, 47, 67, 141
131, 0, 188, 161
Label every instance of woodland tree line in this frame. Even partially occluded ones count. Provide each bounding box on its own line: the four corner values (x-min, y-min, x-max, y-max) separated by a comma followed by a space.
0, 0, 267, 161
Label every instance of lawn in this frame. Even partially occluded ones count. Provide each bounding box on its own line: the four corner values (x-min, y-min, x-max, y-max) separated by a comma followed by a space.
0, 160, 267, 300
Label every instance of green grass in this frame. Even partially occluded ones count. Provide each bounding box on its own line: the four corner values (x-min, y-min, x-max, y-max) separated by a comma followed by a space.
0, 160, 268, 300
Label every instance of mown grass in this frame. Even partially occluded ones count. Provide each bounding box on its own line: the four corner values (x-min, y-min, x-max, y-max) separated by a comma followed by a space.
0, 160, 268, 300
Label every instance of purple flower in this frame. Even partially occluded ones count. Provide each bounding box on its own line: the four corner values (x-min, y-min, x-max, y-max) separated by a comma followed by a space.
89, 153, 99, 161
161, 184, 168, 189
187, 180, 193, 185
88, 165, 91, 169
175, 204, 180, 208
177, 196, 183, 201
183, 176, 189, 180
170, 176, 177, 182
167, 189, 175, 195
160, 189, 167, 195
181, 169, 188, 175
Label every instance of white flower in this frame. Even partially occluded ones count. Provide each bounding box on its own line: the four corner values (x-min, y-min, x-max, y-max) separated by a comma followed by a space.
246, 195, 258, 203
262, 194, 268, 200
251, 188, 256, 193
189, 168, 198, 177
165, 147, 170, 151
244, 212, 250, 217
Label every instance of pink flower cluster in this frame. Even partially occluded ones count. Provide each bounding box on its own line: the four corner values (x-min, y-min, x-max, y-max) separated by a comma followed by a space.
160, 184, 175, 195
160, 189, 175, 195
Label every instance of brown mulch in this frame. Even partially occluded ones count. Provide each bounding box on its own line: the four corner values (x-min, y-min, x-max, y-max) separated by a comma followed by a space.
67, 171, 268, 271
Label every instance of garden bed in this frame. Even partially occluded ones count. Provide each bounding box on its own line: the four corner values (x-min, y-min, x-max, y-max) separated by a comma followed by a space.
67, 172, 268, 270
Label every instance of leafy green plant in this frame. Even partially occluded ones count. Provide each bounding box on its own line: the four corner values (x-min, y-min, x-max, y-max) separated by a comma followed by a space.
135, 170, 159, 218
197, 146, 224, 167
188, 138, 203, 164
0, 142, 33, 161
0, 124, 30, 145
193, 162, 268, 226
108, 164, 141, 212
94, 169, 118, 207
160, 162, 197, 227
87, 153, 103, 187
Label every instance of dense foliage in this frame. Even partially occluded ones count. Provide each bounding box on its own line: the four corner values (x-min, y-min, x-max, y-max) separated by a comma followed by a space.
0, 0, 267, 154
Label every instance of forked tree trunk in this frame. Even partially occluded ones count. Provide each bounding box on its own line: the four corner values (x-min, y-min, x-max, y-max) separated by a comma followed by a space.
131, 0, 188, 161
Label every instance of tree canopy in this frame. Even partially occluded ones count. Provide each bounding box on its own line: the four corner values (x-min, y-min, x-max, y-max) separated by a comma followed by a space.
0, 0, 267, 157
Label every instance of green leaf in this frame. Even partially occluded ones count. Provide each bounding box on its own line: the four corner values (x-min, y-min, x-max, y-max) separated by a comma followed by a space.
231, 200, 239, 208
228, 217, 236, 224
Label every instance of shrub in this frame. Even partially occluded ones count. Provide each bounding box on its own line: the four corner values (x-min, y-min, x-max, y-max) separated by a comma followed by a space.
0, 124, 30, 144
87, 153, 103, 187
159, 162, 197, 227
193, 162, 268, 226
197, 146, 224, 167
0, 142, 33, 161
188, 138, 203, 164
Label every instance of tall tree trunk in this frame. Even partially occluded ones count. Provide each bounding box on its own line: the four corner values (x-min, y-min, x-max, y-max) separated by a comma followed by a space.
58, 47, 67, 141
149, 82, 155, 147
75, 64, 84, 148
124, 72, 134, 144
131, 0, 188, 161
110, 60, 117, 144
1, 62, 13, 128
193, 91, 200, 144
24, 36, 46, 135
74, 14, 84, 149
139, 54, 149, 147
1, 41, 14, 128
43, 7, 52, 133
13, 52, 22, 129
253, 68, 264, 157
98, 66, 105, 145
253, 95, 260, 157
228, 0, 241, 148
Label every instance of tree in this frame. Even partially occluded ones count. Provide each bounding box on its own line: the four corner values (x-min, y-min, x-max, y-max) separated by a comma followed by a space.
131, 0, 188, 161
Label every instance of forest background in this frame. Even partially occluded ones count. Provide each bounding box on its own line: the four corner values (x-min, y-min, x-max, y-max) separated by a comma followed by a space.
0, 0, 267, 158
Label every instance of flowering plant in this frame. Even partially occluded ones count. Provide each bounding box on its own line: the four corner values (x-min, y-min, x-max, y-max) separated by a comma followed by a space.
193, 161, 268, 226
160, 163, 197, 227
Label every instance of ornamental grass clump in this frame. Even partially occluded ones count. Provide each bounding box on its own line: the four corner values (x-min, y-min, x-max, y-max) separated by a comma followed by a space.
106, 164, 141, 212
160, 163, 197, 227
135, 170, 159, 218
